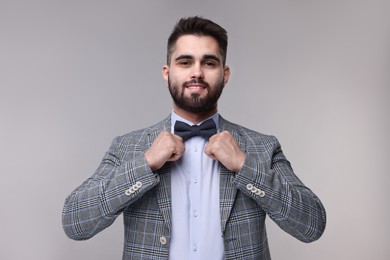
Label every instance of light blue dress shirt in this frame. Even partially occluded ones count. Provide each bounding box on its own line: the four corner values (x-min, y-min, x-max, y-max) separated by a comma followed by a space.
169, 111, 224, 260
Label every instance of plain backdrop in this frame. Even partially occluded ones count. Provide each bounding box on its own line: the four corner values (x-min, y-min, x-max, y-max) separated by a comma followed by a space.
1, 0, 389, 259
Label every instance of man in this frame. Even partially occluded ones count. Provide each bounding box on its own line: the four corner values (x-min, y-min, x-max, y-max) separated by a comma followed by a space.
62, 16, 326, 260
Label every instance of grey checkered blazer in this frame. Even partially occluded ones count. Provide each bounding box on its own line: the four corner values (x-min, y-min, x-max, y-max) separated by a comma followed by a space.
62, 115, 326, 259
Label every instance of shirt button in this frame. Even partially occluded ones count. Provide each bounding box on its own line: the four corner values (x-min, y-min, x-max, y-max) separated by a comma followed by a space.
193, 177, 198, 184
193, 244, 198, 251
194, 210, 198, 217
160, 236, 167, 245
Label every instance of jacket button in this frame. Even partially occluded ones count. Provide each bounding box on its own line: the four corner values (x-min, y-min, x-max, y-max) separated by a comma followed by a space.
160, 236, 167, 245
259, 190, 266, 197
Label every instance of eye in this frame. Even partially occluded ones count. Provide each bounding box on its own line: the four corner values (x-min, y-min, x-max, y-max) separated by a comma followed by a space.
177, 59, 192, 67
203, 60, 218, 68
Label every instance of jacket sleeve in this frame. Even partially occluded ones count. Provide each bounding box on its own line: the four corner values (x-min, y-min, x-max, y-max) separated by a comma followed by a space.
233, 135, 326, 243
62, 135, 159, 240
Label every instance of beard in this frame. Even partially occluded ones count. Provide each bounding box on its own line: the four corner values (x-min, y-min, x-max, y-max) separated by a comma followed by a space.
168, 77, 225, 113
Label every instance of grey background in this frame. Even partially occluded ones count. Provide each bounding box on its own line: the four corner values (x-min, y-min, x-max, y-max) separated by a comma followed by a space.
1, 0, 389, 259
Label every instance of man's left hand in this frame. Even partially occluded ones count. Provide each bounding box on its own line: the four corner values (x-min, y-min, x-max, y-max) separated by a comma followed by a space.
204, 131, 246, 173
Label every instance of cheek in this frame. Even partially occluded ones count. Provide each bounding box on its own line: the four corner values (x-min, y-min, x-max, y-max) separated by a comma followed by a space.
208, 71, 225, 83
168, 70, 185, 83
168, 74, 184, 89
168, 74, 177, 85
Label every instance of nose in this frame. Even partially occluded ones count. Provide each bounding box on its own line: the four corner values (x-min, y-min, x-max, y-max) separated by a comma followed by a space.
191, 63, 204, 79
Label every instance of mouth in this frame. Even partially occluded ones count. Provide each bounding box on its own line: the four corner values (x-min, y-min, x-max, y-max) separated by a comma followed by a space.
187, 83, 206, 88
186, 80, 207, 89
186, 83, 207, 94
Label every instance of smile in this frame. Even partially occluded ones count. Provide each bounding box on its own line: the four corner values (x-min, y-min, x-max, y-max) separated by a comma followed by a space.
186, 83, 206, 88
185, 85, 207, 94
187, 85, 205, 89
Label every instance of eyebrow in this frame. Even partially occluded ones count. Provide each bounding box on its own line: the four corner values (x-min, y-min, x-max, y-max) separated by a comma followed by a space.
175, 54, 193, 61
175, 54, 221, 63
203, 54, 221, 63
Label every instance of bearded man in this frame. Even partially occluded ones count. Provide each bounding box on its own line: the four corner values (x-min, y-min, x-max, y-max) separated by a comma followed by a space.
62, 16, 326, 260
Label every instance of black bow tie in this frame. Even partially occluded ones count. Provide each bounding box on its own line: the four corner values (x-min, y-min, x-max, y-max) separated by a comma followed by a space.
174, 118, 217, 141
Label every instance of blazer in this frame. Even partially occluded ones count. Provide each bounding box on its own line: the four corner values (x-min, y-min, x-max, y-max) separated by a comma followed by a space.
62, 115, 326, 260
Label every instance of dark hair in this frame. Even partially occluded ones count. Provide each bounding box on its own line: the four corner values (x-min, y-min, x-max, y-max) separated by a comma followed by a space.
167, 16, 228, 66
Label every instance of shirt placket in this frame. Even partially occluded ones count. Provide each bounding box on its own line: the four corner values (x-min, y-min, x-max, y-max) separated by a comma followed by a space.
189, 138, 201, 259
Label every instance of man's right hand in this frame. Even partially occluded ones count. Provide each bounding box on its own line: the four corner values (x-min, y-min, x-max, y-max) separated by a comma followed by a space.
144, 131, 185, 171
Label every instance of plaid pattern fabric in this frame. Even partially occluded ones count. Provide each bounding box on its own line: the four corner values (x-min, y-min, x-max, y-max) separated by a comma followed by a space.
62, 115, 326, 260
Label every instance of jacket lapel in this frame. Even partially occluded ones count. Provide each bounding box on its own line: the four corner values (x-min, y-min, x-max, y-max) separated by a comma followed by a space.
146, 116, 173, 231
145, 115, 245, 233
218, 117, 246, 233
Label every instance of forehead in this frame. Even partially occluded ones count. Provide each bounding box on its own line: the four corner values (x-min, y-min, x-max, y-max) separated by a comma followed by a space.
172, 35, 221, 58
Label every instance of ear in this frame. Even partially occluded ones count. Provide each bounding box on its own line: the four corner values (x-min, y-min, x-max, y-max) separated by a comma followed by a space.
223, 66, 231, 85
162, 65, 169, 82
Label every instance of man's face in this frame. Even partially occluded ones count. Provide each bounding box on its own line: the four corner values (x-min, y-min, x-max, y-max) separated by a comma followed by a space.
162, 35, 230, 114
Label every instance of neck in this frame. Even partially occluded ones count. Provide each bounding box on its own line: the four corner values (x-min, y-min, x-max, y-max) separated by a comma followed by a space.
173, 105, 218, 124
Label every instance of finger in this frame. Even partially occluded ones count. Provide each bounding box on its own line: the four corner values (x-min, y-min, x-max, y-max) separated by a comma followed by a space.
204, 143, 217, 160
204, 142, 212, 155
172, 132, 183, 139
167, 148, 184, 161
168, 140, 185, 161
207, 153, 217, 160
208, 133, 218, 141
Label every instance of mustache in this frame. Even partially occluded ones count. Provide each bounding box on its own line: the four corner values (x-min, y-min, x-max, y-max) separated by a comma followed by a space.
184, 79, 209, 87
